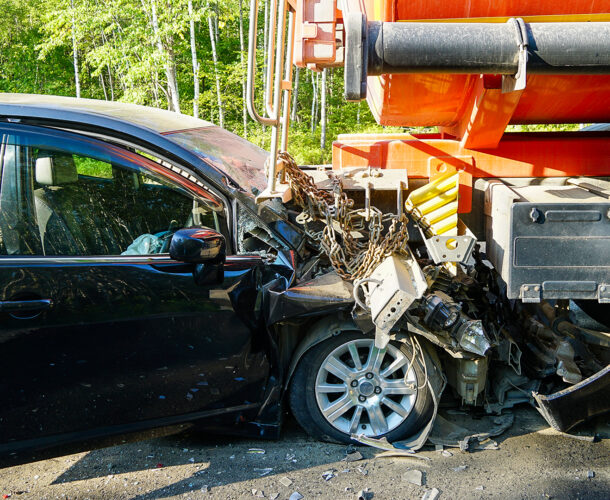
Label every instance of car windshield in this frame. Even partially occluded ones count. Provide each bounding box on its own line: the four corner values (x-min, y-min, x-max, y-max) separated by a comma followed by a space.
163, 126, 269, 194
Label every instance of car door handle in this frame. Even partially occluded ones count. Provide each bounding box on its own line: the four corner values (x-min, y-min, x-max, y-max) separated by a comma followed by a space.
0, 299, 53, 313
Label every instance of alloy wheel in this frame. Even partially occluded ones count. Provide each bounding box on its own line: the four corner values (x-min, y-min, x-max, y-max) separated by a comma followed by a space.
314, 338, 418, 437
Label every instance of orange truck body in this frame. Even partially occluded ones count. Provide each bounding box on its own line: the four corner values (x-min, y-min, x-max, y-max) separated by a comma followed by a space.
291, 0, 610, 211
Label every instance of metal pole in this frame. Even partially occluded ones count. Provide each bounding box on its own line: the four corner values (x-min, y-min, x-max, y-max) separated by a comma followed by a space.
280, 9, 295, 153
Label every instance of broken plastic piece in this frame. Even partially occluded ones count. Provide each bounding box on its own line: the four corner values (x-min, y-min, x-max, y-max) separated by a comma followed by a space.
533, 364, 610, 432
343, 451, 364, 462
402, 469, 425, 486
422, 488, 440, 500
357, 489, 374, 500
428, 412, 514, 449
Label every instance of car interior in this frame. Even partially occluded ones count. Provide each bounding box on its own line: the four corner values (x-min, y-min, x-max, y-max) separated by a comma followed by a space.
0, 140, 221, 257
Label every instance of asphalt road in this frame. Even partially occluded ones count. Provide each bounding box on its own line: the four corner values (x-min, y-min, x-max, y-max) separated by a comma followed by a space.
1, 406, 608, 500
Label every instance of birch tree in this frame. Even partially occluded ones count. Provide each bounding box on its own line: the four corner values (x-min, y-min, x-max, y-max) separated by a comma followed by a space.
70, 0, 81, 97
150, 0, 180, 112
320, 68, 327, 150
290, 67, 300, 121
206, 0, 224, 127
188, 0, 200, 117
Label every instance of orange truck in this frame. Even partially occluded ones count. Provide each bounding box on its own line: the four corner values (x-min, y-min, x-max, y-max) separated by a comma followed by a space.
247, 0, 610, 444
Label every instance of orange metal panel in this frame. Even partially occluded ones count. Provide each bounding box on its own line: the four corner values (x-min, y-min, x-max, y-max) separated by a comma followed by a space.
441, 75, 524, 149
333, 132, 610, 213
333, 132, 610, 178
391, 0, 610, 21
366, 74, 610, 128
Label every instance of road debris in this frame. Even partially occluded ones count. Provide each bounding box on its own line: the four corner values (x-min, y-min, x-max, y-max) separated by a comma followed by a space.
477, 440, 499, 450
356, 465, 368, 476
357, 488, 374, 500
248, 448, 266, 454
421, 488, 440, 500
343, 451, 364, 462
556, 431, 600, 443
279, 477, 293, 487
289, 492, 303, 500
429, 413, 514, 452
475, 485, 484, 491
588, 470, 595, 479
252, 488, 265, 497
352, 434, 396, 450
452, 465, 468, 472
322, 469, 336, 481
270, 494, 279, 500
375, 450, 431, 462
254, 467, 274, 477
402, 469, 425, 486
440, 450, 453, 457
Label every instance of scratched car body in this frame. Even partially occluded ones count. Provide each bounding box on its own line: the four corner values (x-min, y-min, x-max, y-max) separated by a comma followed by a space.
1, 95, 608, 467
0, 95, 317, 465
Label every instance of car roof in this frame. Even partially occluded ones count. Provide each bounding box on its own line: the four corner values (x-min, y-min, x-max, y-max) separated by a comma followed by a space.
0, 93, 213, 134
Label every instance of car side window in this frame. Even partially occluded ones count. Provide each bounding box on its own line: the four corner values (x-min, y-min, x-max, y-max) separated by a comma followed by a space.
0, 126, 227, 257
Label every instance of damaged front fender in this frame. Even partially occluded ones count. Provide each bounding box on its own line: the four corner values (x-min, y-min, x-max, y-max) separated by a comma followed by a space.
265, 271, 354, 325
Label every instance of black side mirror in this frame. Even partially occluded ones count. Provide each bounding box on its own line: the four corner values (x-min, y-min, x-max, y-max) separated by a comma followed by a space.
169, 227, 226, 285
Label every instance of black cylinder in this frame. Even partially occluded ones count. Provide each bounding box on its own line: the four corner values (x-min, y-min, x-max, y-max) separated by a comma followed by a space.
366, 21, 610, 75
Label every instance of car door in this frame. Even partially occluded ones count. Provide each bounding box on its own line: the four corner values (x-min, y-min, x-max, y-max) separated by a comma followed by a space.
0, 123, 271, 454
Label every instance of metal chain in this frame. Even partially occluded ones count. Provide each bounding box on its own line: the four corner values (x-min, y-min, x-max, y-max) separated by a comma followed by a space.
279, 152, 410, 280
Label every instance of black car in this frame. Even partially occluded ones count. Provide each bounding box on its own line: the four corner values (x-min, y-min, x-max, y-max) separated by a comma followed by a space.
0, 94, 430, 465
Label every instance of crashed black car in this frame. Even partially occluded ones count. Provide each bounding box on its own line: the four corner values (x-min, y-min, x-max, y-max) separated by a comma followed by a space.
0, 95, 608, 465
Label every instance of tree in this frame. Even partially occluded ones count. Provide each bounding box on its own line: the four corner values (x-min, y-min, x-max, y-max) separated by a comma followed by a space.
206, 0, 224, 126
188, 0, 200, 117
149, 0, 180, 112
70, 0, 81, 97
4, 0, 404, 165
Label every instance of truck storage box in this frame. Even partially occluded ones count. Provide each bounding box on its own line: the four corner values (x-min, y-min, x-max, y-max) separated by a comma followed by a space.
485, 182, 610, 302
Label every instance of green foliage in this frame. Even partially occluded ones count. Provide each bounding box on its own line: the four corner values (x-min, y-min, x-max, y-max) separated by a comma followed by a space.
73, 155, 113, 178
0, 0, 582, 163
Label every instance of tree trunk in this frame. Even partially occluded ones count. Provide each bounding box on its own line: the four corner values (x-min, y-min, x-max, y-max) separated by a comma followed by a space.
99, 73, 108, 100
100, 30, 115, 101
207, 3, 224, 127
214, 1, 219, 43
188, 0, 200, 118
310, 70, 318, 133
320, 68, 327, 150
238, 0, 247, 137
70, 0, 81, 98
93, 37, 108, 100
151, 0, 180, 112
290, 67, 300, 121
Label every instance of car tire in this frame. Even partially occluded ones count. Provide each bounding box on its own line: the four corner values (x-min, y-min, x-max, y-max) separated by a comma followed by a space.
289, 331, 433, 444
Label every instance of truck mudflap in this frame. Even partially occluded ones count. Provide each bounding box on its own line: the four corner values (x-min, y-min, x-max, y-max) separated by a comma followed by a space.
533, 364, 610, 432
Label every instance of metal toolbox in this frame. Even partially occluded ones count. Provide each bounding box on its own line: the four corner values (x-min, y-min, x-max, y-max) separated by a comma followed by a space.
484, 181, 610, 302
